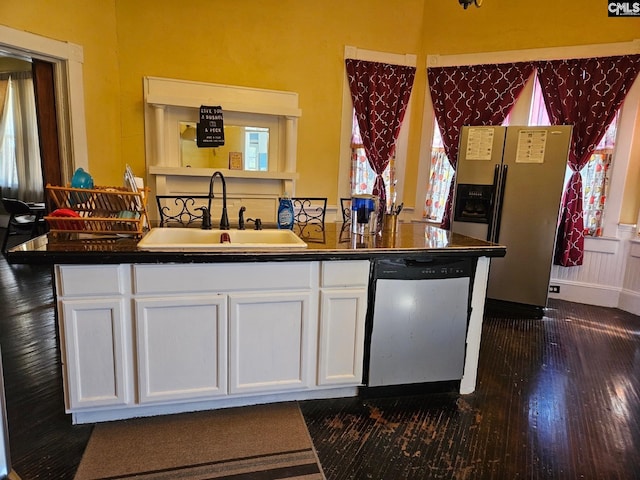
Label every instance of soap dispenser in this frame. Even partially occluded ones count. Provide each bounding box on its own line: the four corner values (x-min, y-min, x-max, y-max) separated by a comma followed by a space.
277, 193, 295, 229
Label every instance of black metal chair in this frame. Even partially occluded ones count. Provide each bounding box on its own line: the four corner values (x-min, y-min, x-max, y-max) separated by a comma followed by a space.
340, 198, 351, 223
289, 197, 327, 242
156, 195, 210, 227
291, 197, 327, 227
1, 197, 44, 254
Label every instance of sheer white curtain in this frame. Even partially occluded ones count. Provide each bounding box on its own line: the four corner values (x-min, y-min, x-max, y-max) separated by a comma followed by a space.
0, 77, 18, 196
0, 72, 43, 202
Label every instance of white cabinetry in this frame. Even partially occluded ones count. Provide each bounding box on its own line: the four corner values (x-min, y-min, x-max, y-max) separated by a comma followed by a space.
317, 261, 369, 386
135, 295, 227, 403
56, 265, 131, 410
229, 292, 312, 394
55, 259, 369, 423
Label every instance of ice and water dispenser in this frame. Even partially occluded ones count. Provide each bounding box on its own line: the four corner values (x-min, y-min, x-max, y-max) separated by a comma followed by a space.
453, 184, 494, 224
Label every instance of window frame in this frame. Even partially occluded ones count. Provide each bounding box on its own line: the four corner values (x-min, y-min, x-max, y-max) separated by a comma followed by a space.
338, 46, 416, 209
417, 40, 640, 239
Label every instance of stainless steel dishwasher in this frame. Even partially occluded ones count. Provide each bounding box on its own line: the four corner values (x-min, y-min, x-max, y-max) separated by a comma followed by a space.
365, 257, 474, 390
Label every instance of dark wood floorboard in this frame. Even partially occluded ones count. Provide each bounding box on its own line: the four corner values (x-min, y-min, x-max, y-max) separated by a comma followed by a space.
1, 230, 639, 479
1, 231, 93, 479
301, 300, 640, 479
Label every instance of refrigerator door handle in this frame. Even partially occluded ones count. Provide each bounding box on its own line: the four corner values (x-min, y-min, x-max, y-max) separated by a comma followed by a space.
491, 164, 508, 243
486, 164, 501, 242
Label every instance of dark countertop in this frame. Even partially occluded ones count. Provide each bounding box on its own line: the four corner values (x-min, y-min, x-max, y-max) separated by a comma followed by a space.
6, 222, 506, 264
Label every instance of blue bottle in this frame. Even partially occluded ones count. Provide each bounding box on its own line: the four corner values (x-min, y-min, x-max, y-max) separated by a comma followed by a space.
278, 194, 295, 229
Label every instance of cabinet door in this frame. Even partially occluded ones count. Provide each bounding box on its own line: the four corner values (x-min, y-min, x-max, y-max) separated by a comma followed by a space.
317, 288, 367, 385
228, 292, 311, 394
135, 295, 227, 403
61, 298, 130, 409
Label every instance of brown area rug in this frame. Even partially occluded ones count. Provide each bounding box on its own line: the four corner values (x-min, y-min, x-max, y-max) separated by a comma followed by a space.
73, 402, 325, 480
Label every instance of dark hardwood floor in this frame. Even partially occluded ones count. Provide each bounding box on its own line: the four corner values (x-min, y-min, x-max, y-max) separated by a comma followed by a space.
301, 300, 640, 479
1, 230, 639, 479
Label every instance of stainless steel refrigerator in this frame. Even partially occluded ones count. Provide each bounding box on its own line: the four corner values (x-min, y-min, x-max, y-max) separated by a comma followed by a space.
452, 125, 572, 313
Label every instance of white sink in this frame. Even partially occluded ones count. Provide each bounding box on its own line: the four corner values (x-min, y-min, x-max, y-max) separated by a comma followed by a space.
137, 228, 307, 251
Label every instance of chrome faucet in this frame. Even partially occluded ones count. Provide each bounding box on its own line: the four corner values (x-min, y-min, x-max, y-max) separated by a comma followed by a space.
203, 171, 230, 230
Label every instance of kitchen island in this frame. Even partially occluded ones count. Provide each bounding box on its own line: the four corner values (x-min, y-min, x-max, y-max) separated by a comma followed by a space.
8, 222, 505, 424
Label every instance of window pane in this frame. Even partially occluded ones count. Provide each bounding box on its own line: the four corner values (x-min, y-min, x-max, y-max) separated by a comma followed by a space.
530, 75, 617, 237
0, 83, 18, 193
424, 120, 454, 223
350, 110, 391, 206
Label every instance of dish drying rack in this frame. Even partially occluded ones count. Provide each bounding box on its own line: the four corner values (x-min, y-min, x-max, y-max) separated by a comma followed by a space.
45, 184, 149, 236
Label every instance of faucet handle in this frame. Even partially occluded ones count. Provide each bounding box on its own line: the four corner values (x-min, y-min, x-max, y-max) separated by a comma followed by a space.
198, 206, 212, 230
246, 217, 262, 230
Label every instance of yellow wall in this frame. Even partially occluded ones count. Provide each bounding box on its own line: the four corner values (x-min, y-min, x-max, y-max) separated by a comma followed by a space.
114, 0, 426, 200
420, 0, 640, 224
1, 0, 639, 220
423, 1, 640, 54
0, 0, 121, 185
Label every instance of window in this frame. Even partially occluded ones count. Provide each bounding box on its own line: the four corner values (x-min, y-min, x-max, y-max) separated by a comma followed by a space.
339, 47, 416, 212
244, 127, 269, 171
424, 70, 624, 237
0, 81, 18, 193
0, 73, 43, 201
350, 110, 393, 207
527, 76, 618, 237
423, 122, 452, 222
424, 116, 509, 223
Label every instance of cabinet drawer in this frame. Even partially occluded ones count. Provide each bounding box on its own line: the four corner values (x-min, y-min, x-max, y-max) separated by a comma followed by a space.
133, 262, 315, 294
57, 265, 125, 297
321, 260, 370, 288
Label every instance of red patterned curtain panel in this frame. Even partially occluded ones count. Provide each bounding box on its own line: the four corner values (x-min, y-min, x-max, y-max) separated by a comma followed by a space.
427, 62, 534, 228
345, 59, 416, 213
536, 55, 640, 266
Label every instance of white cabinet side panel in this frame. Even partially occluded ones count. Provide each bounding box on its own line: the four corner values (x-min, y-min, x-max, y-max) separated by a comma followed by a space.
318, 289, 367, 385
62, 298, 129, 409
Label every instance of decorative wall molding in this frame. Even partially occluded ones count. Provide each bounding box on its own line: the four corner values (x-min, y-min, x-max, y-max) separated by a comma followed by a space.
619, 289, 640, 316
548, 279, 620, 309
550, 225, 639, 315
143, 77, 303, 222
427, 39, 640, 67
144, 76, 301, 117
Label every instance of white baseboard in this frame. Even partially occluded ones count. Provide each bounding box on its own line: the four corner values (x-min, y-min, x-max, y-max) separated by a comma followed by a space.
619, 289, 640, 316
548, 279, 620, 308
549, 279, 640, 316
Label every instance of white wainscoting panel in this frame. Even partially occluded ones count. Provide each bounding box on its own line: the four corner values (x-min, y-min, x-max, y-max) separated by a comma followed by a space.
550, 229, 639, 314
620, 240, 640, 315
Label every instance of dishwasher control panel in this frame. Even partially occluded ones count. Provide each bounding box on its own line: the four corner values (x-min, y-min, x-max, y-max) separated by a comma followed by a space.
374, 257, 473, 280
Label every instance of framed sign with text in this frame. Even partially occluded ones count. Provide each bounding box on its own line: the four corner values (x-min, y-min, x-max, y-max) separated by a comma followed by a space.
197, 105, 225, 147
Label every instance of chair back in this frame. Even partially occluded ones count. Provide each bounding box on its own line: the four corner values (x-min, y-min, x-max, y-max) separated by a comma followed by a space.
2, 197, 43, 254
340, 198, 351, 223
1, 198, 31, 215
291, 197, 327, 227
156, 195, 209, 227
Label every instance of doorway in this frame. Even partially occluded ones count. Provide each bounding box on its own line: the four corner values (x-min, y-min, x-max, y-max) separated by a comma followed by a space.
0, 55, 62, 204
0, 24, 89, 205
